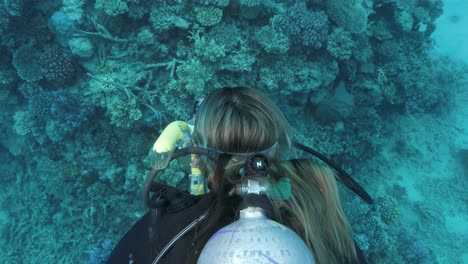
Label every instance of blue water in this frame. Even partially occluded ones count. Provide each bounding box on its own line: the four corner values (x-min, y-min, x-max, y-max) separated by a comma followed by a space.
0, 0, 466, 263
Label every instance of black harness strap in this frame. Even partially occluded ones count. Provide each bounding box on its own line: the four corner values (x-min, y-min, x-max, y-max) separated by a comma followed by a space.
152, 209, 209, 264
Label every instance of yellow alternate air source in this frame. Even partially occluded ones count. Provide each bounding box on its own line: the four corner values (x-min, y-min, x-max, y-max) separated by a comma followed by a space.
151, 121, 193, 170
151, 120, 206, 195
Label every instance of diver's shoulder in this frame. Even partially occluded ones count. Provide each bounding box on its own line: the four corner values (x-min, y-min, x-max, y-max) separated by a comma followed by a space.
150, 183, 214, 214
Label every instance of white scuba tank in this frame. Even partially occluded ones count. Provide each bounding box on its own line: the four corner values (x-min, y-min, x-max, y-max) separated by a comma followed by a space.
198, 207, 315, 264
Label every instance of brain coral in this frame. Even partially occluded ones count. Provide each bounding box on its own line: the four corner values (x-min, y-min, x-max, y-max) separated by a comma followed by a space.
39, 46, 76, 86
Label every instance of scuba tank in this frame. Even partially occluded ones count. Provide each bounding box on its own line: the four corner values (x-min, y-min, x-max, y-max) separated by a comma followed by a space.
198, 206, 315, 264
197, 155, 315, 264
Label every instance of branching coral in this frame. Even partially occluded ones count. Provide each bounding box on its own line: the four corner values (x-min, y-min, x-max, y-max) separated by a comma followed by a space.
327, 27, 354, 60
258, 56, 338, 96
107, 97, 142, 128
281, 3, 328, 49
169, 59, 213, 96
136, 27, 156, 46
194, 6, 223, 27
254, 25, 290, 54
325, 0, 368, 33
95, 0, 129, 16
193, 36, 225, 62
206, 23, 242, 52
220, 53, 256, 72
149, 3, 190, 33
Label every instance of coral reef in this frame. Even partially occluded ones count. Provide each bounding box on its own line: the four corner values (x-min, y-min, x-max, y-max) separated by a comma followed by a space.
0, 0, 464, 262
327, 27, 354, 60
39, 46, 76, 86
12, 45, 43, 82
13, 110, 33, 136
88, 239, 114, 264
49, 91, 92, 132
325, 0, 368, 33
95, 0, 129, 16
397, 227, 433, 264
194, 6, 223, 27
107, 97, 142, 128
281, 3, 329, 49
191, 0, 230, 8
3, 0, 23, 17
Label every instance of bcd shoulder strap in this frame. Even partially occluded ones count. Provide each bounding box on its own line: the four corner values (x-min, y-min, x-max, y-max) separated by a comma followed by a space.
148, 184, 215, 263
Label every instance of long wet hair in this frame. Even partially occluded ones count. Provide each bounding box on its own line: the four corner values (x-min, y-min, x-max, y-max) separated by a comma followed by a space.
191, 87, 357, 264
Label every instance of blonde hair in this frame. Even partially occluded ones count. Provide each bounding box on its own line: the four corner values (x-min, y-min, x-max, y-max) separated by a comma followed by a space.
194, 87, 357, 264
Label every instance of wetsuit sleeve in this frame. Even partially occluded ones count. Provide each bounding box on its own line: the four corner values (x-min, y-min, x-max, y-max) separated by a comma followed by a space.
105, 213, 152, 264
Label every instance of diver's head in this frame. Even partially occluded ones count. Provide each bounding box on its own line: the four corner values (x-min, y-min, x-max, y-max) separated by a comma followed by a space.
195, 87, 291, 155
194, 87, 291, 188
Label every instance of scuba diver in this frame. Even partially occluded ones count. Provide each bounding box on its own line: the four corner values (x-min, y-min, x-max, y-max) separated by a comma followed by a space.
105, 87, 371, 264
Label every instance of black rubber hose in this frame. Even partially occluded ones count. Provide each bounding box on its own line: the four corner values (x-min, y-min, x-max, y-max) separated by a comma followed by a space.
293, 142, 373, 204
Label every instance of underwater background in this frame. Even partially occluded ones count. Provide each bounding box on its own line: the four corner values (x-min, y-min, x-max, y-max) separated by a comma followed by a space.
0, 0, 466, 263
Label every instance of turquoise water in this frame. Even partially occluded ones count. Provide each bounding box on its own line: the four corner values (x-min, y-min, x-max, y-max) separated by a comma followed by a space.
0, 0, 466, 263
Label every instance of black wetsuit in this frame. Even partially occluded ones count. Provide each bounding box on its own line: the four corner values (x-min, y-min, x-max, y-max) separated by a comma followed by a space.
105, 184, 369, 264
